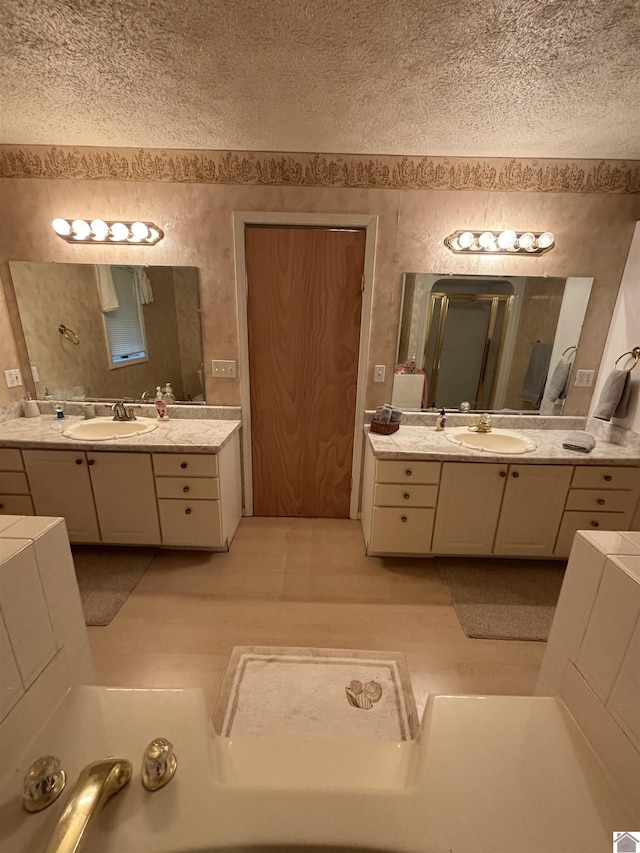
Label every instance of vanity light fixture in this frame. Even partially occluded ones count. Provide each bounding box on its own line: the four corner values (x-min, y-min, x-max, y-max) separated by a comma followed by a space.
51, 218, 164, 245
444, 230, 555, 255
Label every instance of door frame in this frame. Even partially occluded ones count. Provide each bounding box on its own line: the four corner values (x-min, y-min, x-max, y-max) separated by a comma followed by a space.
233, 211, 377, 519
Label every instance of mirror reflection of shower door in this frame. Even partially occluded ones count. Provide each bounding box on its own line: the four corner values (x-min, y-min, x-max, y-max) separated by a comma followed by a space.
425, 294, 512, 409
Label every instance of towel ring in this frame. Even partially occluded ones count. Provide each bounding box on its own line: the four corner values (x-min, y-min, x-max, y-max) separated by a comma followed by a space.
561, 345, 577, 357
58, 324, 80, 345
614, 347, 640, 371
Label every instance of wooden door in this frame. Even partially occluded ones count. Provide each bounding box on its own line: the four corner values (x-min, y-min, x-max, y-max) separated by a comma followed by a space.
245, 226, 365, 517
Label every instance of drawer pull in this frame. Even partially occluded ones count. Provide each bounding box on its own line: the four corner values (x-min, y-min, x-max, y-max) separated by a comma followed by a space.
403, 493, 410, 500
88, 459, 95, 466
185, 508, 192, 515
183, 486, 190, 493
512, 471, 519, 478
597, 499, 605, 505
604, 475, 612, 482
75, 458, 83, 465
405, 469, 412, 477
401, 515, 408, 523
499, 471, 507, 478
180, 462, 188, 469
0, 504, 3, 510
591, 520, 600, 528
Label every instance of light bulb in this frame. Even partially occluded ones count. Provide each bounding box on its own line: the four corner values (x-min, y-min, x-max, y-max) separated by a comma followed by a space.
478, 231, 496, 250
131, 221, 149, 240
457, 231, 475, 249
146, 227, 160, 243
71, 219, 91, 240
497, 229, 517, 250
518, 232, 535, 250
52, 218, 71, 236
90, 219, 109, 240
110, 222, 129, 241
536, 231, 554, 249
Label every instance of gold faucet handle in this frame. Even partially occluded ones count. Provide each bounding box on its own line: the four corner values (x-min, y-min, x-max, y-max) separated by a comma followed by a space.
141, 737, 177, 791
22, 755, 66, 812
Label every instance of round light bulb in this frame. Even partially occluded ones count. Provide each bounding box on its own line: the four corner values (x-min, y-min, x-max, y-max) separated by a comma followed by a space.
131, 221, 149, 240
478, 231, 496, 250
518, 232, 535, 250
71, 219, 91, 240
146, 227, 160, 243
457, 231, 475, 249
110, 222, 129, 241
497, 229, 517, 250
52, 218, 71, 236
90, 219, 109, 240
536, 231, 555, 249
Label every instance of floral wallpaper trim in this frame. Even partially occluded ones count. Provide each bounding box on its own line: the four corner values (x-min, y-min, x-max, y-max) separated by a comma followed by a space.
0, 146, 639, 193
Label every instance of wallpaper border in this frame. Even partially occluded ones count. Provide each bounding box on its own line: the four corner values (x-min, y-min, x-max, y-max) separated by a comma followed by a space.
0, 145, 639, 193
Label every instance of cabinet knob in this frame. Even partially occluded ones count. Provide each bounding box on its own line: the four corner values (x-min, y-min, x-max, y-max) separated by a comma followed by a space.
597, 498, 605, 505
604, 475, 612, 482
591, 520, 600, 528
75, 458, 83, 465
88, 459, 95, 466
185, 508, 192, 515
405, 469, 412, 477
512, 471, 519, 478
403, 492, 410, 500
180, 462, 188, 469
183, 486, 190, 493
0, 504, 4, 510
499, 471, 507, 478
400, 515, 408, 523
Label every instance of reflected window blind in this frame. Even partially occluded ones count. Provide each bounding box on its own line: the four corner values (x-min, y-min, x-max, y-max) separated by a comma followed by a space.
104, 267, 147, 363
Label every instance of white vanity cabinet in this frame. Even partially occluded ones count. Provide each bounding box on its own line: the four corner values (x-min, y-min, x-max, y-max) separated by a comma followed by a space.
0, 448, 34, 516
22, 449, 160, 544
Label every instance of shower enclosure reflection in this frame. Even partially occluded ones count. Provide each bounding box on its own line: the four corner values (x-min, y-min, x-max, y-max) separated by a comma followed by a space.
394, 273, 593, 413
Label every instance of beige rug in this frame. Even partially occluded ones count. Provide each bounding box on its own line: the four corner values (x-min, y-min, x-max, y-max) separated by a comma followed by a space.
438, 559, 566, 641
213, 646, 420, 741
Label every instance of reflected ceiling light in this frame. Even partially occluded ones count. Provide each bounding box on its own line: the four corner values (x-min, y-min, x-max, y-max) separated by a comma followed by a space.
51, 219, 164, 245
444, 230, 555, 255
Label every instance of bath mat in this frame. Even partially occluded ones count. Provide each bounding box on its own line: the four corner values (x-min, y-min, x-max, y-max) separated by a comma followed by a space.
72, 545, 158, 626
213, 646, 419, 741
438, 559, 566, 641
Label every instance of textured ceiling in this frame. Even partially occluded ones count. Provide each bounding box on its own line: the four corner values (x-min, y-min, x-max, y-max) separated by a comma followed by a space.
1, 0, 639, 159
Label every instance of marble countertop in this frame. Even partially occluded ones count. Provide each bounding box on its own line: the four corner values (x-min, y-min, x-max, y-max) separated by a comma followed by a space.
367, 426, 640, 465
0, 415, 241, 453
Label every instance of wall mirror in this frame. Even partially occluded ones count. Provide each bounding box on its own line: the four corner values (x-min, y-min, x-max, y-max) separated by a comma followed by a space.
394, 273, 593, 414
7, 262, 204, 404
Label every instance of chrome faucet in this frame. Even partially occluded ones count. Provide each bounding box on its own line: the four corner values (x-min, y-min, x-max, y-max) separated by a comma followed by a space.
469, 413, 492, 433
112, 401, 137, 422
42, 757, 131, 853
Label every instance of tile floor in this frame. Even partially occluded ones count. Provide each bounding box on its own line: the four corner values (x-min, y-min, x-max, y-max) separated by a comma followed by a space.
88, 518, 548, 718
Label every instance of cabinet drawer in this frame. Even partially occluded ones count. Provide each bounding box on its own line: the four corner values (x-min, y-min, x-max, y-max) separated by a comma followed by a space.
373, 483, 438, 508
565, 488, 637, 514
155, 477, 220, 500
153, 453, 218, 478
369, 506, 434, 554
0, 494, 34, 515
0, 472, 30, 494
554, 510, 629, 557
158, 498, 223, 547
375, 460, 440, 485
571, 466, 639, 490
0, 449, 24, 471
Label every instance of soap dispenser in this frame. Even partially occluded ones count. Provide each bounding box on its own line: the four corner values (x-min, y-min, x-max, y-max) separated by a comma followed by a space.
435, 407, 446, 431
155, 386, 168, 420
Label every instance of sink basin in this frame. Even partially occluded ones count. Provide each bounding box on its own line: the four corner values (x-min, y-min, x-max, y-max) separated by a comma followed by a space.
62, 417, 158, 441
445, 427, 537, 454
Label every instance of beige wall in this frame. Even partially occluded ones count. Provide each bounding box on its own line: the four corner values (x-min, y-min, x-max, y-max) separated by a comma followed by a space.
0, 177, 638, 413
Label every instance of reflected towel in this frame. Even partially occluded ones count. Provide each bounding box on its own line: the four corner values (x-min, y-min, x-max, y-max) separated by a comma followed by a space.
135, 268, 154, 304
562, 431, 596, 453
543, 356, 572, 403
95, 265, 119, 312
593, 369, 631, 421
521, 343, 553, 405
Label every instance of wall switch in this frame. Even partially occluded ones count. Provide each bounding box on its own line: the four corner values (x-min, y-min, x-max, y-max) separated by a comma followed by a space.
31, 365, 40, 383
212, 359, 237, 378
4, 368, 23, 388
574, 369, 595, 387
373, 365, 386, 383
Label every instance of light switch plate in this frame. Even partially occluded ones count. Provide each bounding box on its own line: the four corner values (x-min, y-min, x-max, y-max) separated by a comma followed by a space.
212, 360, 237, 378
31, 365, 40, 383
575, 369, 595, 387
4, 368, 23, 388
374, 365, 386, 383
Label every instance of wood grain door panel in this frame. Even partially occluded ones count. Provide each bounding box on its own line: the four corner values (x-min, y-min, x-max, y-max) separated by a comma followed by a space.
246, 226, 365, 517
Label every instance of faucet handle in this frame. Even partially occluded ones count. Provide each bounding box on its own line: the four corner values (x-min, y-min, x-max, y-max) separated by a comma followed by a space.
141, 737, 177, 791
22, 755, 66, 812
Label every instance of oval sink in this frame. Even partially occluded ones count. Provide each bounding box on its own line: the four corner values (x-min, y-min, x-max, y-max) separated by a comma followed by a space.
445, 427, 537, 454
62, 417, 158, 441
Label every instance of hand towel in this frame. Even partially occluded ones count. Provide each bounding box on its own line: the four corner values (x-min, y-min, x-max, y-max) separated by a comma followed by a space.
561, 431, 596, 453
95, 265, 119, 312
543, 356, 572, 403
135, 268, 154, 304
593, 369, 631, 421
521, 343, 553, 405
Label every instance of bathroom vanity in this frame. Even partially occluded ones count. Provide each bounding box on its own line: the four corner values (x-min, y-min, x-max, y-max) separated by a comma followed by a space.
0, 416, 242, 550
361, 425, 640, 558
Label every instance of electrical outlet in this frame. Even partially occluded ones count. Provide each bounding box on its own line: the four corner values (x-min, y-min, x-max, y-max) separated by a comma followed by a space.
212, 359, 237, 378
373, 365, 386, 383
4, 368, 23, 388
574, 369, 595, 387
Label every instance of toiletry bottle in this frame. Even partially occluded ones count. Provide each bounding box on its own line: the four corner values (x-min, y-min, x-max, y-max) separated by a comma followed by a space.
155, 387, 167, 420
23, 392, 40, 418
162, 383, 176, 405
43, 388, 53, 401
435, 407, 446, 431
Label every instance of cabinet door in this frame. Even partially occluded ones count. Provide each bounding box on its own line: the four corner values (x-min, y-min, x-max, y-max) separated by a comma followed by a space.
22, 450, 100, 542
494, 465, 573, 557
432, 463, 506, 554
88, 452, 160, 544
